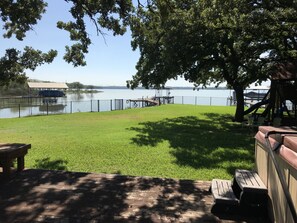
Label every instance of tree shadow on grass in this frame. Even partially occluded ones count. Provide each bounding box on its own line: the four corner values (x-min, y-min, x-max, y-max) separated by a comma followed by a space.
129, 113, 255, 175
34, 157, 68, 171
0, 113, 267, 222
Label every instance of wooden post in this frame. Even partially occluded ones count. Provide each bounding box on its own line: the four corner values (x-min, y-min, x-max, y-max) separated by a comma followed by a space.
17, 156, 25, 171
2, 159, 12, 177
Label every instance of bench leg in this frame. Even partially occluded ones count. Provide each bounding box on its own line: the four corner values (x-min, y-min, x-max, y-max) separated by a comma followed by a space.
17, 156, 25, 172
2, 159, 12, 177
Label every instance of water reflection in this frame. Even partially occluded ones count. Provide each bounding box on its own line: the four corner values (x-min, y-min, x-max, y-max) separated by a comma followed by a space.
9, 106, 24, 113
0, 89, 231, 118
39, 104, 67, 112
67, 93, 85, 101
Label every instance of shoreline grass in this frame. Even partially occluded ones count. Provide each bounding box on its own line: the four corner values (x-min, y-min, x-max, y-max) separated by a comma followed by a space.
0, 104, 255, 180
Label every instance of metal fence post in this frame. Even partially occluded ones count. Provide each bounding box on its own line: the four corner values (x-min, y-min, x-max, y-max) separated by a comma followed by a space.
0, 94, 233, 118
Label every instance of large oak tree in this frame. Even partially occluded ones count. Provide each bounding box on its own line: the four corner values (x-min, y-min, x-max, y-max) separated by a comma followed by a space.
1, 0, 297, 122
127, 0, 297, 122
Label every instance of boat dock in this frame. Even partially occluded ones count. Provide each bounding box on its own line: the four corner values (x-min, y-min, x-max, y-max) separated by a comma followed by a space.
128, 96, 174, 108
128, 98, 160, 107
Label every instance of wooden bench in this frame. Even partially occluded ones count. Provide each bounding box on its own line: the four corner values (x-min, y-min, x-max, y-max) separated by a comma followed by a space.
0, 143, 31, 177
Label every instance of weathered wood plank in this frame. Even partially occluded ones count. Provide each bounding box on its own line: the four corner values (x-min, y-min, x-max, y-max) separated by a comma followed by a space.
0, 143, 31, 177
211, 179, 239, 205
235, 169, 267, 193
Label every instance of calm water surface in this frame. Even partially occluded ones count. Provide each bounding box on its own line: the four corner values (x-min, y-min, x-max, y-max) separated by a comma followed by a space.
68, 88, 232, 101
0, 88, 232, 118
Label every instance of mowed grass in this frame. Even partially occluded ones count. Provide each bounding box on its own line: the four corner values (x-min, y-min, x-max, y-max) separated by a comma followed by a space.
0, 104, 255, 180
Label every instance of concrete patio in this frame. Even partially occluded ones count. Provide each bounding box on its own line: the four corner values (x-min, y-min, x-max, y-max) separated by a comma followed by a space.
0, 169, 270, 222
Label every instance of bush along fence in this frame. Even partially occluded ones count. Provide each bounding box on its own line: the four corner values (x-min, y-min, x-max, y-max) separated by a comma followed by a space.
0, 96, 232, 118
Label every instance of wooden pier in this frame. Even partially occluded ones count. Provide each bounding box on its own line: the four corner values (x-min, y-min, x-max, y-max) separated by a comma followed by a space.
128, 96, 174, 108
128, 98, 160, 107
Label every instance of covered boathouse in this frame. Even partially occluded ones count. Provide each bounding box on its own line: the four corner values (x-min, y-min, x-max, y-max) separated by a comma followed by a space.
27, 82, 68, 103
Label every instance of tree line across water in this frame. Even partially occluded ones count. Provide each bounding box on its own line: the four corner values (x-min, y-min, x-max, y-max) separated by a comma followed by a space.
0, 81, 100, 97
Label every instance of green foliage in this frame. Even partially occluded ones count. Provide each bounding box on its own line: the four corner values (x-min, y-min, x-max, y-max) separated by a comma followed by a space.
0, 105, 255, 180
0, 0, 133, 84
128, 0, 297, 121
0, 0, 56, 86
0, 47, 57, 86
56, 0, 133, 66
67, 81, 84, 91
0, 0, 47, 40
0, 80, 28, 96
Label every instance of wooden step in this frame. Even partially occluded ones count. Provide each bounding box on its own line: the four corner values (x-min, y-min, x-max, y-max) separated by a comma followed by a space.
211, 179, 239, 205
235, 169, 267, 193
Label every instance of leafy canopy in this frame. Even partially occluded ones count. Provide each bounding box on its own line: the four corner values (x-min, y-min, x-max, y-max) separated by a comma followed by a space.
0, 0, 57, 86
56, 0, 133, 66
128, 0, 297, 89
0, 47, 57, 86
0, 0, 133, 86
127, 0, 297, 121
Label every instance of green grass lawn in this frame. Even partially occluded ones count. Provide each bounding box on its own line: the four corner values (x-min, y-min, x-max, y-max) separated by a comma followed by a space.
0, 104, 255, 180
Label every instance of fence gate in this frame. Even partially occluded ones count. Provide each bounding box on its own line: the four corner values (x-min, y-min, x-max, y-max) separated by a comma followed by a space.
114, 99, 124, 110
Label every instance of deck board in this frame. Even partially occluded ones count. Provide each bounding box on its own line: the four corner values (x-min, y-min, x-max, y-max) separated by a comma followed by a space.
235, 169, 267, 193
211, 179, 239, 205
0, 169, 270, 222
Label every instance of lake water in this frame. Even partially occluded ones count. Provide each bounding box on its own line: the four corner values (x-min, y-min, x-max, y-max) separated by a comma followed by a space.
67, 88, 233, 100
0, 88, 233, 118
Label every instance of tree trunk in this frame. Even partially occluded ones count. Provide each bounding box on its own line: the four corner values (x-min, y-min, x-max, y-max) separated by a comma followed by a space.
233, 85, 245, 122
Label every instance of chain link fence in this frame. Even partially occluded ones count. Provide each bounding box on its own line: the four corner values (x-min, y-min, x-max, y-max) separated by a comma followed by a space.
0, 96, 232, 118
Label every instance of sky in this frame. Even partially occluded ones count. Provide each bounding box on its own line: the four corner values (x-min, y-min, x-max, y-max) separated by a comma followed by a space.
0, 1, 193, 87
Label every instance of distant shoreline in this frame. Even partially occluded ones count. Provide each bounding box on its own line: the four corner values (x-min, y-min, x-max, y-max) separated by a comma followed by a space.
90, 86, 228, 90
